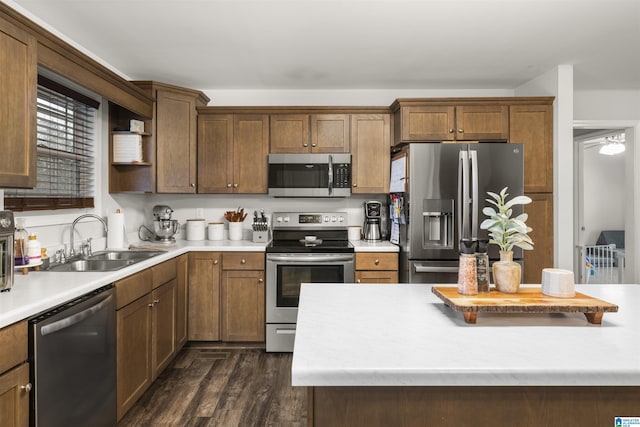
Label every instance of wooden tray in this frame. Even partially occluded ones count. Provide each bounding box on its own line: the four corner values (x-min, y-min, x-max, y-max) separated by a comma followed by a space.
431, 286, 618, 325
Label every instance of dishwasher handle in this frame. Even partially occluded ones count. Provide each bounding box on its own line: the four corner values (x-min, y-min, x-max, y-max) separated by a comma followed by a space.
40, 294, 114, 336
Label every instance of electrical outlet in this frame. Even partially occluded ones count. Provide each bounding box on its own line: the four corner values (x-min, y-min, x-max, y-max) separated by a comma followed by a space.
196, 208, 204, 219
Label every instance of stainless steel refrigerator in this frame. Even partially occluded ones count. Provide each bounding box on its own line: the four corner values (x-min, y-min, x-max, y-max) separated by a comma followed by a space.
391, 143, 525, 283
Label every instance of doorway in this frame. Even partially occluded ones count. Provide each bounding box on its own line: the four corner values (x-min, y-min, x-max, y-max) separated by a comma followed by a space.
573, 122, 638, 284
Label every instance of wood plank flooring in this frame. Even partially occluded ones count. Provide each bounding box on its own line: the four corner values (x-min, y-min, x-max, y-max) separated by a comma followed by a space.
118, 345, 306, 426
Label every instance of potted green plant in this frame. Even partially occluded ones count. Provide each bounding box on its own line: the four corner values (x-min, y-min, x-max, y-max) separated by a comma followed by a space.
480, 187, 534, 293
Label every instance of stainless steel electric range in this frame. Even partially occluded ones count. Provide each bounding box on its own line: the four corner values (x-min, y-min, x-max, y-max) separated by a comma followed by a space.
265, 212, 355, 352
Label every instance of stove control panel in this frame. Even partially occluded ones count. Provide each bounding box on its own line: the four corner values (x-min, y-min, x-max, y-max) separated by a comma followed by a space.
272, 212, 347, 228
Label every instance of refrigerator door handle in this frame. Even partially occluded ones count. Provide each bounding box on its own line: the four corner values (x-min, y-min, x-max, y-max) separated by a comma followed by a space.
470, 149, 479, 240
458, 150, 470, 241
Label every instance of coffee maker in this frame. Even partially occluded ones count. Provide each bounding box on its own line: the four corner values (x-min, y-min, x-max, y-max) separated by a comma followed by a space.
363, 201, 382, 242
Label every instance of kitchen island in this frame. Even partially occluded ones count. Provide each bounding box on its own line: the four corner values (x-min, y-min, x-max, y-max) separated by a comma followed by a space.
292, 283, 640, 426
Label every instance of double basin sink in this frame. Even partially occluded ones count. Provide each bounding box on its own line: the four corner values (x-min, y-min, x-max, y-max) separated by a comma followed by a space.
46, 250, 164, 272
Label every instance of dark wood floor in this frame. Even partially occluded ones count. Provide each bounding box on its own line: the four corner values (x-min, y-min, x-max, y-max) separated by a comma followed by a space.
118, 344, 307, 426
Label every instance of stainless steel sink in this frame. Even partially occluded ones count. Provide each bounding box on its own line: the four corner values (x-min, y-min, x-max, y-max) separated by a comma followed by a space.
87, 250, 164, 261
46, 250, 164, 272
47, 259, 135, 272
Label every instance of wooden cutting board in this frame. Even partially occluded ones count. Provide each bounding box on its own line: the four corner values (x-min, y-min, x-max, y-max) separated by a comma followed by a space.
431, 286, 618, 325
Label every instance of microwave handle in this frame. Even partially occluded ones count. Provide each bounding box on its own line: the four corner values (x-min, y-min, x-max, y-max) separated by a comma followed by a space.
328, 154, 333, 196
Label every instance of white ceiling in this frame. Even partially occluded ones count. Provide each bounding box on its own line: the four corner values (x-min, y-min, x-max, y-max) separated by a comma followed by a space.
8, 0, 640, 92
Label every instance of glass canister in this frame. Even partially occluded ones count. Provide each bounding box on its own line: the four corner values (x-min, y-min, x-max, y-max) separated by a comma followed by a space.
457, 239, 478, 295
475, 239, 490, 293
14, 217, 29, 266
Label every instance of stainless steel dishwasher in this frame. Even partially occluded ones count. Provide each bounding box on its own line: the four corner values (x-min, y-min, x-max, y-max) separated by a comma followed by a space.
29, 284, 116, 427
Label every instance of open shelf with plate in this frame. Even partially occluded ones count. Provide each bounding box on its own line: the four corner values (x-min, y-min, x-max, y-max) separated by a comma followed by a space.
109, 102, 154, 193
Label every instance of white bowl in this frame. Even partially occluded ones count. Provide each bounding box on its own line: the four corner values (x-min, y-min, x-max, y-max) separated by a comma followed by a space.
541, 268, 575, 298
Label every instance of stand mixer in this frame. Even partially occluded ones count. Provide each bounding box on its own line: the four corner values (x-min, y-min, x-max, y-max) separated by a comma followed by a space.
139, 205, 179, 244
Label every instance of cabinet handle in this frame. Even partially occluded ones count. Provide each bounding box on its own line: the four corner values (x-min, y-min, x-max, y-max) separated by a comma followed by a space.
353, 183, 357, 187
375, 259, 380, 265
213, 259, 219, 265
311, 143, 316, 147
233, 183, 238, 188
303, 143, 308, 147
148, 303, 154, 308
241, 259, 246, 264
190, 183, 195, 187
458, 128, 464, 133
226, 183, 232, 188
258, 278, 263, 283
449, 128, 454, 133
357, 279, 361, 283
21, 383, 32, 393
154, 299, 160, 305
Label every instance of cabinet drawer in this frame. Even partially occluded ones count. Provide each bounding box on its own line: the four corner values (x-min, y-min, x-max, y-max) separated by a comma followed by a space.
0, 321, 27, 374
355, 252, 398, 271
356, 270, 399, 284
115, 269, 153, 309
151, 257, 177, 288
222, 252, 264, 270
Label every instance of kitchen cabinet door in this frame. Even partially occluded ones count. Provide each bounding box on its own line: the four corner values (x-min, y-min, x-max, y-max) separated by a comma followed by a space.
221, 269, 265, 342
116, 293, 153, 421
523, 193, 554, 284
188, 252, 221, 341
510, 104, 553, 193
151, 279, 176, 379
270, 114, 310, 153
0, 16, 36, 188
233, 115, 269, 193
456, 105, 508, 141
197, 114, 234, 193
351, 114, 391, 194
399, 106, 455, 141
311, 114, 350, 153
175, 254, 188, 350
0, 364, 30, 427
155, 89, 198, 193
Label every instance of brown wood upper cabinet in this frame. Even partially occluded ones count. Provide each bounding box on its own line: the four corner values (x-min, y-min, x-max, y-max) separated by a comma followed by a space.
132, 81, 209, 193
0, 16, 37, 189
392, 101, 509, 143
270, 114, 350, 153
197, 113, 269, 193
351, 114, 391, 194
509, 104, 553, 193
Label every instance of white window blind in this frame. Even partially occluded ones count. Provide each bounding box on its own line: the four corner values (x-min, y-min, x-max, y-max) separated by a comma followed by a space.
5, 76, 99, 211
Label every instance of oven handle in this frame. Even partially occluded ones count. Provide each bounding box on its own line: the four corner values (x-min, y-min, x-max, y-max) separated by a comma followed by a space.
267, 254, 354, 263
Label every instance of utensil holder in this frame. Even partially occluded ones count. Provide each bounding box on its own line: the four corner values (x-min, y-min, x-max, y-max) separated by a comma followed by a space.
228, 222, 244, 241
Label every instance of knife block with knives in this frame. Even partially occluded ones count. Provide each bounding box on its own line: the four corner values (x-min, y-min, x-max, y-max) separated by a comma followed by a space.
252, 209, 270, 243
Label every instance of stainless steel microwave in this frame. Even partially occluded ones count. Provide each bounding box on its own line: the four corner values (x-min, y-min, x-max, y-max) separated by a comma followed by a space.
268, 153, 351, 197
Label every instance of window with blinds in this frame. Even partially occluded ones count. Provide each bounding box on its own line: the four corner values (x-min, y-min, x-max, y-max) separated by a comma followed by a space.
4, 76, 99, 211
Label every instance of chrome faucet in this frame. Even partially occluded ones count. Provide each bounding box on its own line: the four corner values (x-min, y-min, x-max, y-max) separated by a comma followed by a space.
69, 214, 108, 258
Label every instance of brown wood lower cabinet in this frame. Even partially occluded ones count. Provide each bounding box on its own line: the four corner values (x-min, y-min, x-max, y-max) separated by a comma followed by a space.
0, 321, 30, 427
523, 193, 554, 284
116, 258, 178, 421
221, 252, 265, 342
188, 251, 265, 343
175, 253, 188, 349
355, 252, 399, 284
188, 252, 221, 341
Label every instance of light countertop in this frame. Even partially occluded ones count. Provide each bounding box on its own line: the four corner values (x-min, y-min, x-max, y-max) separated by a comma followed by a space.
0, 238, 396, 329
291, 283, 640, 387
349, 240, 399, 252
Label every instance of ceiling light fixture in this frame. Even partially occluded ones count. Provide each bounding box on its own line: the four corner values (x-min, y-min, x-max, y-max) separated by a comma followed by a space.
599, 133, 626, 156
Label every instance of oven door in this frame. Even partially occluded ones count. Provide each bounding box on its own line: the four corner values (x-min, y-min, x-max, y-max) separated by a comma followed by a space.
266, 253, 355, 324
